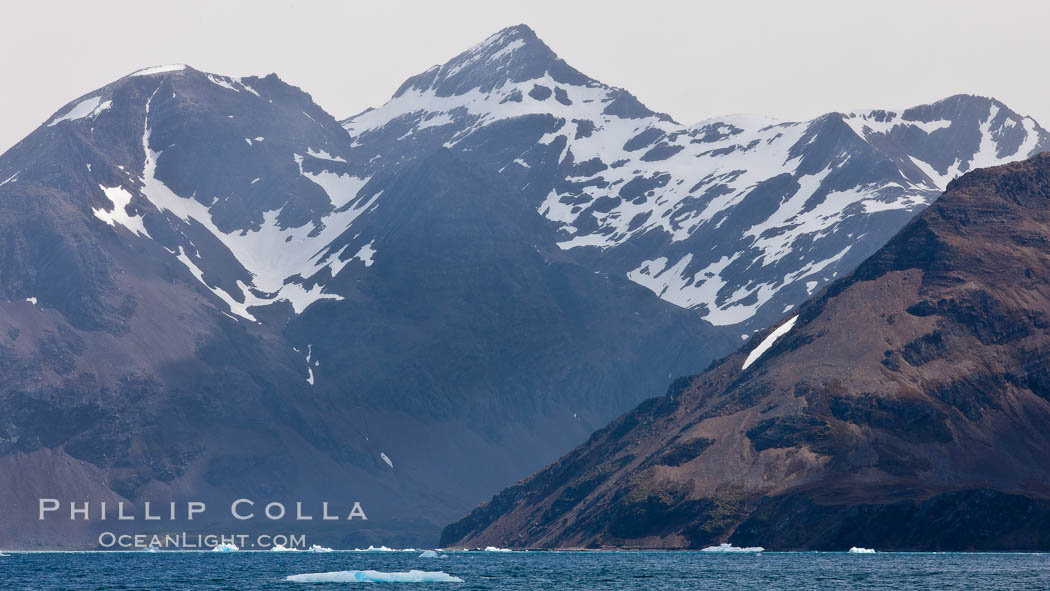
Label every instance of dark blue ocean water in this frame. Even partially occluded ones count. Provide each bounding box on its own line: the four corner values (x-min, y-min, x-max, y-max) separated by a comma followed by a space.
2, 550, 1049, 590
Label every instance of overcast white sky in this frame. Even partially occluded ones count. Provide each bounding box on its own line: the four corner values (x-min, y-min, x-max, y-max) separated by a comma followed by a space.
2, 0, 1048, 153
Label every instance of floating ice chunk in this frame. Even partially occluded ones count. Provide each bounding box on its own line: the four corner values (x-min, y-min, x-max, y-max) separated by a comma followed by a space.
483, 546, 513, 552
420, 550, 447, 558
211, 543, 239, 552
143, 546, 160, 552
306, 544, 333, 553
271, 544, 300, 552
380, 452, 394, 468
741, 316, 798, 370
849, 547, 876, 553
287, 570, 463, 583
352, 545, 418, 552
25, 297, 37, 305
700, 543, 765, 553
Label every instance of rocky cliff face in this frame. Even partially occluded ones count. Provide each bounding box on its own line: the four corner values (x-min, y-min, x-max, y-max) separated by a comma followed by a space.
0, 63, 726, 548
442, 153, 1050, 551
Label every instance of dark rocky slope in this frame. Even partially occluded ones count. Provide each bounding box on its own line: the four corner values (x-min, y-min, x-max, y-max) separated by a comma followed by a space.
442, 153, 1050, 551
0, 65, 726, 548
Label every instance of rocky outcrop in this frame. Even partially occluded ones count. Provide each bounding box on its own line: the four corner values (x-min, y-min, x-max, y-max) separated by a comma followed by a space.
442, 153, 1050, 551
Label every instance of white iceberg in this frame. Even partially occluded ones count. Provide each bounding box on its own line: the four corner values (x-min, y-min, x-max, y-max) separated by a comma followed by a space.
211, 543, 240, 552
700, 543, 765, 553
306, 544, 334, 553
286, 570, 463, 583
352, 545, 417, 552
849, 547, 876, 553
483, 546, 513, 552
271, 544, 300, 552
143, 546, 160, 553
420, 549, 447, 558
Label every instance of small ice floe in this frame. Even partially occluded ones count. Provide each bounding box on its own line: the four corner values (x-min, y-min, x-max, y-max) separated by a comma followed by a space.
849, 547, 876, 553
287, 570, 463, 583
143, 546, 160, 553
351, 545, 417, 552
210, 543, 240, 552
420, 550, 447, 559
0, 552, 10, 557
25, 297, 37, 305
306, 544, 333, 553
700, 543, 765, 553
483, 546, 513, 552
271, 544, 300, 552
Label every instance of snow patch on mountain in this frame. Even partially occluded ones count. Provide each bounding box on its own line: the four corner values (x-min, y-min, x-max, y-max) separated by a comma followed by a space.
742, 315, 798, 370
47, 96, 111, 127
294, 154, 370, 208
134, 89, 378, 320
353, 240, 376, 267
342, 29, 1049, 331
306, 148, 348, 163
132, 64, 187, 77
94, 185, 150, 237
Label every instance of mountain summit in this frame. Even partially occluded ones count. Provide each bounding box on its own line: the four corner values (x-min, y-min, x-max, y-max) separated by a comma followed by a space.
391, 25, 605, 101
0, 56, 722, 548
342, 28, 1050, 334
442, 152, 1050, 551
0, 25, 1047, 549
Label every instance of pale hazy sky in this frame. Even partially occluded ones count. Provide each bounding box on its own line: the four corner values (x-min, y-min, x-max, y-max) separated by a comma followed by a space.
3, 0, 1049, 153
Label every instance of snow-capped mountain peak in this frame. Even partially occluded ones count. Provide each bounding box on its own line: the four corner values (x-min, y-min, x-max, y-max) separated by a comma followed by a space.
341, 28, 1050, 332
6, 65, 370, 321
391, 24, 595, 100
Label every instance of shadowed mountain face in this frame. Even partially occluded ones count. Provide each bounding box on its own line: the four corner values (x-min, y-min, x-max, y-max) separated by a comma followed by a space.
344, 25, 1050, 334
0, 25, 1047, 549
0, 64, 726, 548
442, 153, 1050, 551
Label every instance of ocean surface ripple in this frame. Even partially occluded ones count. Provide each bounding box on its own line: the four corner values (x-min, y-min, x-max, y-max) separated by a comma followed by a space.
2, 550, 1049, 590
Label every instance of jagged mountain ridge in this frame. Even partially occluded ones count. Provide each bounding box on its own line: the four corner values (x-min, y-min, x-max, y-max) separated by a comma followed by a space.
0, 63, 364, 322
0, 62, 726, 548
441, 152, 1050, 551
0, 24, 1048, 549
342, 25, 1050, 332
